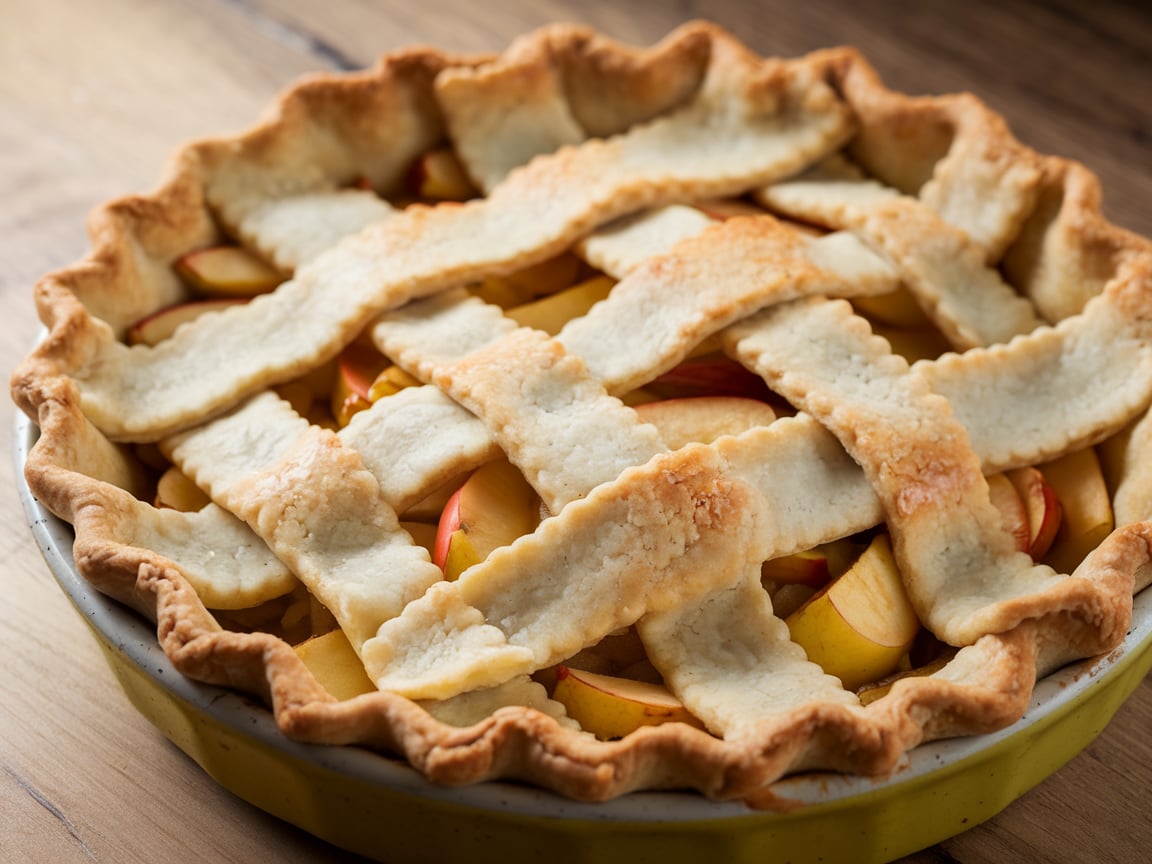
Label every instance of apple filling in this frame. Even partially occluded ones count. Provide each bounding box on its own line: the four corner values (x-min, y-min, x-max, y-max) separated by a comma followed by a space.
132, 184, 1115, 739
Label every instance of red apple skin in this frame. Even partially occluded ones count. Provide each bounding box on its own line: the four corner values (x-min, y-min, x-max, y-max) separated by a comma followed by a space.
1007, 467, 1063, 561
987, 472, 1030, 554
646, 357, 773, 401
127, 298, 246, 346
331, 340, 389, 427
174, 245, 284, 296
338, 341, 387, 401
433, 486, 464, 571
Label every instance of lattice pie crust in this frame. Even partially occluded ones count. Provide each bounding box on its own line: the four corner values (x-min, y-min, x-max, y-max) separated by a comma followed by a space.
13, 22, 1152, 807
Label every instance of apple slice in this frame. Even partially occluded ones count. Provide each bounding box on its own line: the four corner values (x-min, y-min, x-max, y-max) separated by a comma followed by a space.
784, 533, 920, 691
765, 535, 871, 623
852, 286, 932, 329
408, 146, 479, 201
433, 459, 541, 580
505, 275, 615, 335
174, 245, 286, 297
856, 650, 956, 705
767, 583, 820, 619
400, 472, 469, 523
331, 339, 389, 427
691, 197, 766, 220
1040, 447, 1115, 573
633, 396, 776, 448
470, 251, 585, 309
872, 323, 952, 365
1005, 466, 1063, 560
154, 465, 211, 512
368, 364, 422, 401
645, 355, 773, 401
401, 521, 438, 560
127, 298, 246, 346
295, 629, 376, 701
987, 471, 1030, 553
761, 550, 831, 589
575, 627, 649, 675
551, 666, 705, 739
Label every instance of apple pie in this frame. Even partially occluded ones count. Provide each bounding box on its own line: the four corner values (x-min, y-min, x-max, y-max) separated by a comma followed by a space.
13, 22, 1152, 808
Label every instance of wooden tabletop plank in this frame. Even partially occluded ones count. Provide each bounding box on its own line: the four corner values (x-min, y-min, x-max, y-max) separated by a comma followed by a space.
2, 2, 1149, 863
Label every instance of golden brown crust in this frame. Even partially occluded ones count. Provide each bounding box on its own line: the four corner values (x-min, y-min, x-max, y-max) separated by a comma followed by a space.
12, 21, 1152, 809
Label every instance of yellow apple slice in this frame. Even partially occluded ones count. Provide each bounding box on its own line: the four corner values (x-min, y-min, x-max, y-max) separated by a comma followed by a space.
1040, 447, 1115, 573
761, 550, 831, 588
852, 286, 932, 329
987, 471, 1030, 553
409, 146, 479, 201
433, 459, 541, 580
762, 537, 865, 590
551, 666, 705, 739
505, 275, 616, 335
470, 251, 585, 308
127, 298, 246, 346
856, 650, 957, 705
872, 323, 952, 364
632, 396, 776, 449
367, 364, 422, 401
174, 245, 286, 297
154, 465, 211, 512
1006, 465, 1063, 560
784, 533, 920, 691
295, 629, 376, 701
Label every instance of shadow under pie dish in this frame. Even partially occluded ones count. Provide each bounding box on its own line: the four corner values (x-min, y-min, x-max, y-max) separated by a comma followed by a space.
11, 17, 1152, 856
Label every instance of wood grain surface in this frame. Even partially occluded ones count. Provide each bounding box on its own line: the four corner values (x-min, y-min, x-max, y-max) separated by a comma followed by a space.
2, 1, 1150, 862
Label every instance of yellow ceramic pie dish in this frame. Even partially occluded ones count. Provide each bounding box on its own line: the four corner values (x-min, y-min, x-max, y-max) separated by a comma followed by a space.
17, 409, 1152, 864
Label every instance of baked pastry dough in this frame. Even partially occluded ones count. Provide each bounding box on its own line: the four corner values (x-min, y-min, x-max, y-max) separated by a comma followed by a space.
13, 22, 1152, 807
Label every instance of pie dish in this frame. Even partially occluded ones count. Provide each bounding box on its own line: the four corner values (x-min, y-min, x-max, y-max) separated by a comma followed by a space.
12, 17, 1152, 819
14, 425, 1152, 862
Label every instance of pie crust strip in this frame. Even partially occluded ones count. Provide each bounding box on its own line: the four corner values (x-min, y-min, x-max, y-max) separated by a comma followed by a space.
637, 567, 860, 741
337, 382, 501, 515
918, 264, 1152, 471
235, 189, 397, 272
127, 502, 296, 609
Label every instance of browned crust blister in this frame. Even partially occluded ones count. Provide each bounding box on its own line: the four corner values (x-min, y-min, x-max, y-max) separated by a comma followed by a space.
12, 21, 1152, 808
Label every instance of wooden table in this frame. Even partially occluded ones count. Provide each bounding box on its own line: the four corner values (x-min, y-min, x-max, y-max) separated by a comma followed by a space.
2, 1, 1150, 861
